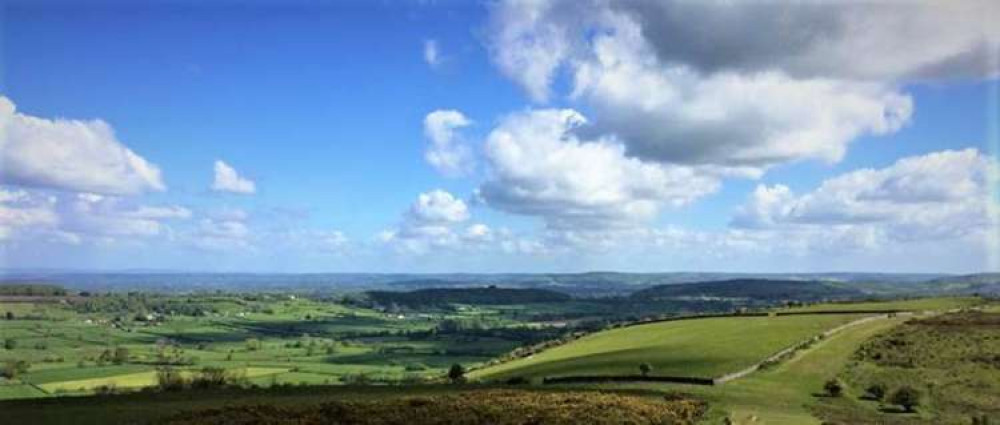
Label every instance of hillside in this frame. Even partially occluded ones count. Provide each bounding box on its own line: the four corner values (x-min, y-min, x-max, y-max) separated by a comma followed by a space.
365, 287, 571, 307
472, 313, 867, 382
630, 279, 862, 302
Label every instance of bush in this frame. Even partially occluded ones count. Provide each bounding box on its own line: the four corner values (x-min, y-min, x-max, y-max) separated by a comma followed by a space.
113, 347, 130, 364
94, 384, 118, 396
864, 383, 887, 401
156, 367, 188, 391
3, 338, 16, 350
1, 360, 30, 379
639, 362, 653, 377
889, 386, 921, 412
824, 378, 844, 397
448, 364, 466, 384
190, 367, 228, 389
504, 376, 530, 385
245, 338, 261, 351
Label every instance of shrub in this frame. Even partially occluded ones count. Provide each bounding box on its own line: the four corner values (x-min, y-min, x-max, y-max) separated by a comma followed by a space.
639, 362, 653, 377
864, 383, 887, 401
3, 338, 16, 350
94, 384, 118, 396
448, 364, 466, 384
824, 378, 844, 397
1, 360, 30, 379
504, 376, 530, 385
190, 367, 228, 389
156, 367, 188, 391
245, 338, 261, 351
113, 347, 130, 365
889, 386, 921, 412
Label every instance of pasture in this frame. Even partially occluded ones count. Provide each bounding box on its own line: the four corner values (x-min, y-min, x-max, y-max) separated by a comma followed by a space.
472, 313, 868, 381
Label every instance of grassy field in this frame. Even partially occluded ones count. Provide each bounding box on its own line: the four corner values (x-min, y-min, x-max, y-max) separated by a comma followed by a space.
472, 313, 867, 381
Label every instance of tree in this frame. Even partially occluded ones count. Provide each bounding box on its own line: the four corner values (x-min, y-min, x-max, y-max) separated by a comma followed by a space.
639, 362, 653, 377
448, 363, 466, 383
824, 378, 844, 397
3, 338, 16, 350
4, 311, 13, 320
889, 386, 921, 412
113, 347, 130, 365
864, 383, 887, 401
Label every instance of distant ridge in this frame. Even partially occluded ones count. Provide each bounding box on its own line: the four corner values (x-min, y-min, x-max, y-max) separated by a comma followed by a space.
630, 279, 863, 302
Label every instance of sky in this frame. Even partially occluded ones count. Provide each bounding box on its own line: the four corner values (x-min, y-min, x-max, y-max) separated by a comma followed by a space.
0, 0, 998, 273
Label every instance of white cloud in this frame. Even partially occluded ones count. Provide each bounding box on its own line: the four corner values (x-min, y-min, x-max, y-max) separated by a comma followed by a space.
423, 39, 442, 68
485, 0, 997, 173
212, 160, 256, 194
188, 217, 253, 251
732, 149, 992, 243
423, 110, 474, 176
406, 189, 469, 224
478, 108, 720, 229
0, 188, 59, 242
0, 96, 166, 195
0, 187, 191, 245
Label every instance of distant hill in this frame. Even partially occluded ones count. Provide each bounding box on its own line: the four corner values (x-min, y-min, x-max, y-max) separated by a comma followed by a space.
630, 279, 862, 302
0, 282, 68, 296
366, 286, 572, 307
924, 273, 1000, 295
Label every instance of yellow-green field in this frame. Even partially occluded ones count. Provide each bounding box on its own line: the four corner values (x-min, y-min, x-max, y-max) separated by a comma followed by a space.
38, 367, 288, 393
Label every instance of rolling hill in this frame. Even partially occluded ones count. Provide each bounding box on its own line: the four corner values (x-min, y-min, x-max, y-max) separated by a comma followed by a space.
472, 313, 868, 382
629, 279, 863, 302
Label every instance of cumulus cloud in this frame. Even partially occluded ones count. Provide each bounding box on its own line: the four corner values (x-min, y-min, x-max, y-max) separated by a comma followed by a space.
212, 160, 256, 194
732, 149, 992, 243
406, 189, 470, 224
485, 0, 996, 172
0, 96, 166, 195
0, 187, 191, 245
378, 189, 545, 256
0, 188, 59, 242
423, 110, 474, 176
478, 108, 720, 229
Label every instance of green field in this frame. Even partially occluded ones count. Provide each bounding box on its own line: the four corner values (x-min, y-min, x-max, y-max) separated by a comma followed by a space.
472, 313, 868, 381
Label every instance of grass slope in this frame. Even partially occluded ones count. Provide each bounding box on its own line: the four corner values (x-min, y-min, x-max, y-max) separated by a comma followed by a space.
473, 314, 866, 381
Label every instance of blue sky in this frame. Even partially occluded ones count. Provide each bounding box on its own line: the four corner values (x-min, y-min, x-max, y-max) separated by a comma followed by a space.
1, 1, 998, 273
